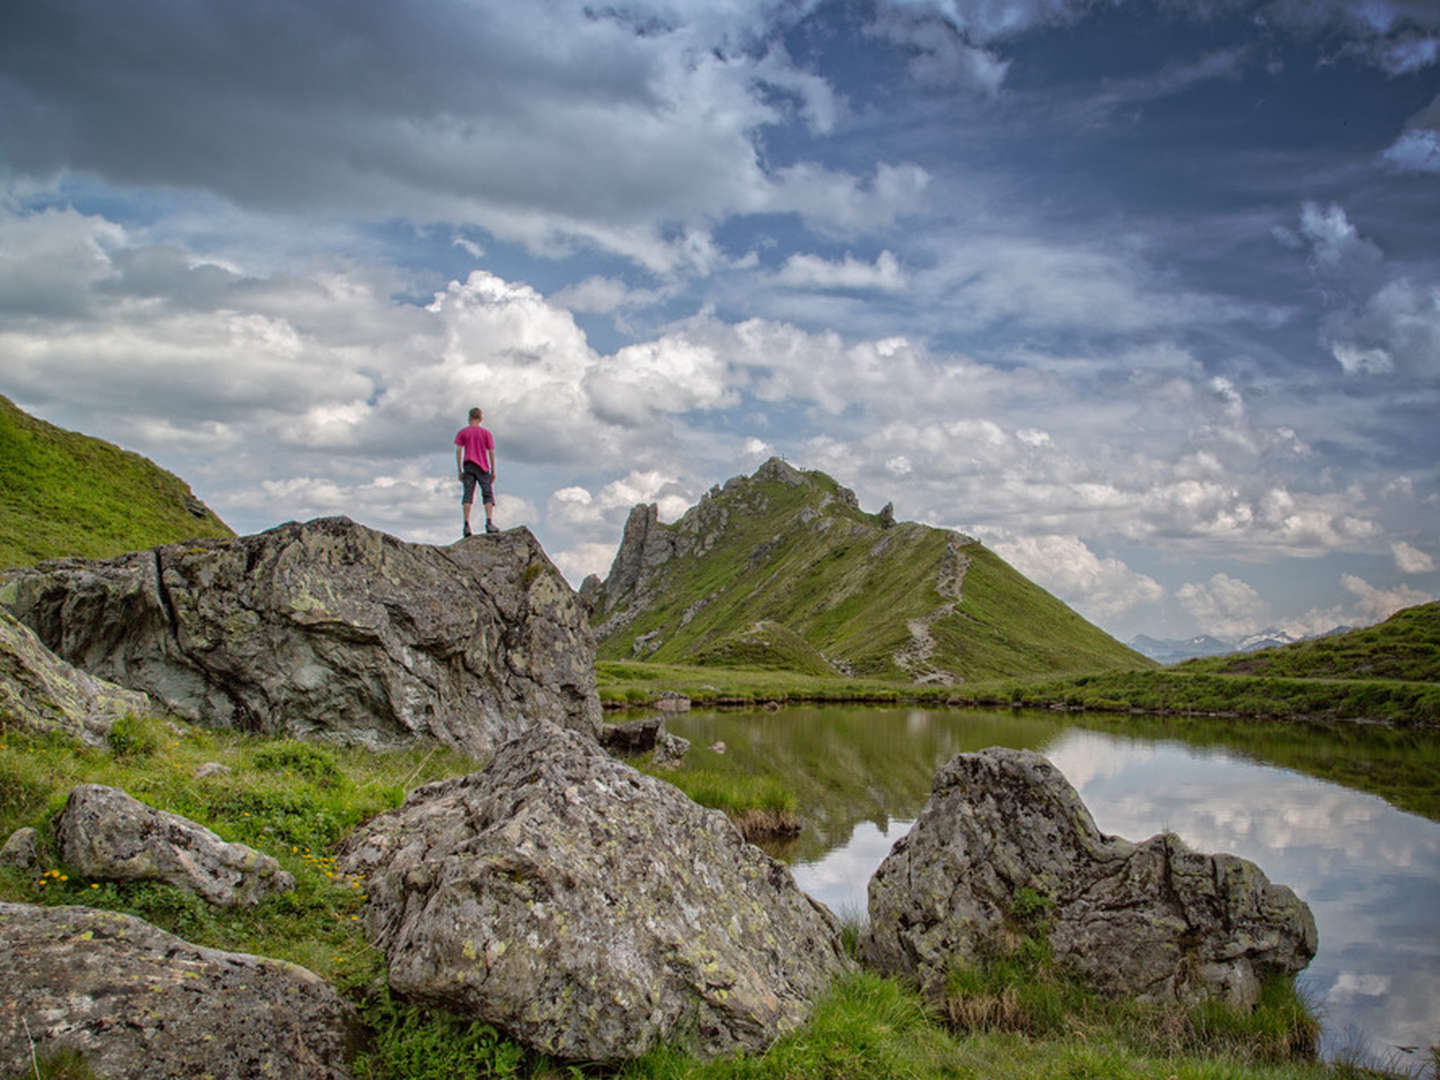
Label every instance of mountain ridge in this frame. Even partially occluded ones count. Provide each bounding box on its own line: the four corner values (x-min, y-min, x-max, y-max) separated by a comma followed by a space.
585, 457, 1153, 682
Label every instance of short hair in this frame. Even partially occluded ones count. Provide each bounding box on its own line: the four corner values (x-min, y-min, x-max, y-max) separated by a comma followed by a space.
468, 407, 482, 420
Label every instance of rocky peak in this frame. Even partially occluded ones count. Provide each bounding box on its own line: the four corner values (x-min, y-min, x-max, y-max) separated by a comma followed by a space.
754, 456, 805, 486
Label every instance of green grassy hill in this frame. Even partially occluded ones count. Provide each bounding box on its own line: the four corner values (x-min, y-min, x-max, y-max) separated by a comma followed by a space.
586, 458, 1152, 682
0, 394, 233, 568
1174, 601, 1440, 682
970, 603, 1440, 732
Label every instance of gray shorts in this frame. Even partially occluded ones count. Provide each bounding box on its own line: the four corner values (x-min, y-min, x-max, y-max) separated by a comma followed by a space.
462, 462, 493, 505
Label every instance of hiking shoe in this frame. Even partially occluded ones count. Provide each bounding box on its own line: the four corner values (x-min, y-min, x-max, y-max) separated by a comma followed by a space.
485, 521, 500, 534
463, 524, 472, 538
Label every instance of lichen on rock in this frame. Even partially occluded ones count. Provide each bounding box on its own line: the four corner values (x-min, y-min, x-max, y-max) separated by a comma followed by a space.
0, 902, 361, 1079
0, 516, 600, 755
340, 722, 850, 1062
860, 747, 1317, 1008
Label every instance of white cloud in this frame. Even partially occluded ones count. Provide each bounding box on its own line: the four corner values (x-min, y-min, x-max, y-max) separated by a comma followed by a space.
1382, 127, 1440, 174
0, 2, 931, 276
775, 250, 908, 292
1177, 573, 1269, 639
548, 276, 665, 314
1332, 343, 1396, 376
585, 335, 737, 426
1340, 573, 1433, 623
865, 10, 1010, 94
1292, 203, 1440, 381
876, 0, 1093, 47
1015, 428, 1052, 448
0, 206, 126, 316
550, 541, 625, 585
1392, 540, 1435, 573
1341, 279, 1440, 380
1299, 202, 1383, 277
989, 533, 1165, 619
1278, 573, 1435, 638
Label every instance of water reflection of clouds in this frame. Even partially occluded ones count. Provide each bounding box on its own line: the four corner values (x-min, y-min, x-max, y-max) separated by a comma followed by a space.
790, 819, 914, 922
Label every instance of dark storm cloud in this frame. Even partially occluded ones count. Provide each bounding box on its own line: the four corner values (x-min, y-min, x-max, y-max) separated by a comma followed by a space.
1, 0, 657, 206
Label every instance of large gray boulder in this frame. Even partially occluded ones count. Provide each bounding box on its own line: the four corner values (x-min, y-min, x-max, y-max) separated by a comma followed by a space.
0, 902, 360, 1079
0, 607, 153, 745
339, 723, 849, 1062
0, 516, 601, 755
55, 784, 295, 907
860, 748, 1317, 1008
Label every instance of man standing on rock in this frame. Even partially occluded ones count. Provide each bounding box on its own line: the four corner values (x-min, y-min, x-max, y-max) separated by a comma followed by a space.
455, 406, 498, 537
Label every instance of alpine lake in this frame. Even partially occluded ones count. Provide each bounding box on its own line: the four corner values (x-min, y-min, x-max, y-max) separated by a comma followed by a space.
661, 705, 1440, 1074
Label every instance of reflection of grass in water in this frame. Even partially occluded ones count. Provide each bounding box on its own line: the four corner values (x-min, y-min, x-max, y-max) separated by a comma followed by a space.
656, 703, 1440, 842
654, 706, 1066, 861
993, 669, 1440, 728
1073, 711, 1440, 822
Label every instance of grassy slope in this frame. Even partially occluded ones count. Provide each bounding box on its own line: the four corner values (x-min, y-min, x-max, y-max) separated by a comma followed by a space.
1, 717, 1374, 1080
1175, 602, 1440, 682
976, 601, 1440, 730
597, 466, 1151, 681
0, 394, 233, 568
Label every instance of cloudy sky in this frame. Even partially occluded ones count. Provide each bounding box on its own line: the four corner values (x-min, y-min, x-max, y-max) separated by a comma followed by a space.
3, 0, 1438, 644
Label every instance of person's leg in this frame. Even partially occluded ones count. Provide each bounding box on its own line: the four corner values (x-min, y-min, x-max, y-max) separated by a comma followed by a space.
461, 469, 477, 536
479, 472, 498, 532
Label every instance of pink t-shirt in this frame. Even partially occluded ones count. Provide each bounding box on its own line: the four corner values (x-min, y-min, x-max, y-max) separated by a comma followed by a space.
454, 424, 494, 471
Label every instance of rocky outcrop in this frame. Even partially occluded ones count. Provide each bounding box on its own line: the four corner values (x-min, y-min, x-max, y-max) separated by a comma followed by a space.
339, 723, 849, 1063
0, 608, 153, 745
0, 516, 601, 755
599, 713, 691, 766
0, 902, 360, 1079
55, 784, 295, 907
860, 748, 1317, 1008
589, 502, 677, 636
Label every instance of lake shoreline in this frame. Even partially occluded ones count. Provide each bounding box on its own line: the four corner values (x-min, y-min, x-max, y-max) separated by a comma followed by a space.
603, 683, 1440, 731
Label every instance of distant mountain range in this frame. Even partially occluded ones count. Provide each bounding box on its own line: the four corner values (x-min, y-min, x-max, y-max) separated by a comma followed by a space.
1129, 625, 1353, 665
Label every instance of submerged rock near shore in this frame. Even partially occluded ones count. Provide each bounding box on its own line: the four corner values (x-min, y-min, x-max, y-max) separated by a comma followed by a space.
0, 902, 360, 1080
0, 517, 600, 755
861, 747, 1317, 1007
340, 722, 850, 1063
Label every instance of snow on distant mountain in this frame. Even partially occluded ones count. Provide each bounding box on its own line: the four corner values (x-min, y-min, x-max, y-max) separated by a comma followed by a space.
1128, 626, 1354, 665
1238, 627, 1300, 652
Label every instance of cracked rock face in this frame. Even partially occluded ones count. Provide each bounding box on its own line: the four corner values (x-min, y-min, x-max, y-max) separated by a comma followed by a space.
0, 902, 361, 1080
339, 723, 850, 1063
0, 517, 600, 755
860, 747, 1317, 1007
56, 784, 295, 907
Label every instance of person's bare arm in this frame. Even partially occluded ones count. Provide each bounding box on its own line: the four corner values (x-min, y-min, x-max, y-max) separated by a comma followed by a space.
456, 445, 465, 479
